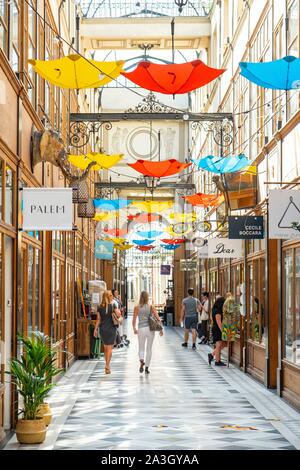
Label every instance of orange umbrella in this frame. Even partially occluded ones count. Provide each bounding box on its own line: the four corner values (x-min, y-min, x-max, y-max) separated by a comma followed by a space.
103, 228, 128, 237
183, 193, 224, 207
136, 245, 155, 252
160, 239, 185, 244
121, 60, 225, 95
128, 159, 191, 178
127, 213, 160, 223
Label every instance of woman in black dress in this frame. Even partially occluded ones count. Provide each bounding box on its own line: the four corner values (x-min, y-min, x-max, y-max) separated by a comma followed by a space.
208, 296, 226, 366
94, 290, 121, 374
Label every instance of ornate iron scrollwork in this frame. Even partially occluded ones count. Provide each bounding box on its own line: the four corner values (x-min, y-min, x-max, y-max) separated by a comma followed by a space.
191, 119, 233, 149
69, 121, 112, 149
125, 92, 178, 114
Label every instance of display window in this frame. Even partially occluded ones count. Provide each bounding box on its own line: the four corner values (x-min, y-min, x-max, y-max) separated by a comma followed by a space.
247, 257, 266, 344
283, 248, 300, 365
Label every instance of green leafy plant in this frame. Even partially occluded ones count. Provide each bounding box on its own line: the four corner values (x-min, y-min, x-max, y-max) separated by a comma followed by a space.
291, 222, 300, 232
6, 332, 62, 420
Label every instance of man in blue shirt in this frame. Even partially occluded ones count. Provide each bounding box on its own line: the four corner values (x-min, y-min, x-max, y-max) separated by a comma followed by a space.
180, 288, 202, 350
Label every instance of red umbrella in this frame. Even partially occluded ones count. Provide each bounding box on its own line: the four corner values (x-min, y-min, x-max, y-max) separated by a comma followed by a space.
121, 60, 225, 95
103, 228, 128, 237
127, 213, 160, 223
128, 159, 191, 178
136, 245, 155, 252
183, 192, 224, 207
160, 238, 185, 244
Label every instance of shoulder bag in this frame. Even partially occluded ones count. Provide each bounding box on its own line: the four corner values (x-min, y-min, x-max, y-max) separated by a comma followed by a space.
109, 304, 122, 326
149, 306, 163, 332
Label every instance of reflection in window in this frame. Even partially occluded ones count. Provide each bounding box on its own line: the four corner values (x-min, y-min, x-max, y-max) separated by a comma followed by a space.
5, 165, 13, 224
27, 246, 34, 335
284, 252, 293, 362
248, 259, 265, 344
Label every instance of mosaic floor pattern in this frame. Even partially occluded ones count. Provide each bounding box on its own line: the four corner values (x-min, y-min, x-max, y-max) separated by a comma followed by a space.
4, 324, 300, 450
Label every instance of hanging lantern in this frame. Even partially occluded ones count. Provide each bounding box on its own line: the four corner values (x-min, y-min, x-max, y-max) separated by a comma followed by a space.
78, 197, 95, 218
174, 0, 188, 13
70, 179, 89, 203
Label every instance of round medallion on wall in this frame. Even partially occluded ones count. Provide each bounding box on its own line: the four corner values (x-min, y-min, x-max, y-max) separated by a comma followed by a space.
126, 127, 159, 160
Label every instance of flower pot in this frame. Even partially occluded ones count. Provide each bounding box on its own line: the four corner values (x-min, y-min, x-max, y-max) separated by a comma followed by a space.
16, 418, 47, 444
37, 403, 52, 426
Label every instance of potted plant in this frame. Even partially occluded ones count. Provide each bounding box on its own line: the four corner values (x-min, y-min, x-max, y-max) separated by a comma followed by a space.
18, 332, 62, 426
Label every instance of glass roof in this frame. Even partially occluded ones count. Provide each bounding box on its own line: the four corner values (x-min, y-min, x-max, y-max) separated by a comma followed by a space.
79, 1, 213, 19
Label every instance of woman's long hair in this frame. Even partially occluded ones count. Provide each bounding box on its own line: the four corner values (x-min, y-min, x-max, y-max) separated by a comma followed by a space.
100, 290, 113, 308
214, 296, 225, 313
139, 291, 149, 307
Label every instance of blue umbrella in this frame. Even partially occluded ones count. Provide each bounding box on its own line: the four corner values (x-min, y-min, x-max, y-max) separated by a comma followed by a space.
136, 230, 164, 238
93, 198, 132, 211
132, 239, 155, 246
192, 155, 251, 174
161, 244, 181, 250
239, 56, 300, 90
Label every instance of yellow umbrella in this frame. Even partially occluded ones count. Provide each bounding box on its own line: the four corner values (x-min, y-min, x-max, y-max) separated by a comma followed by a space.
93, 212, 115, 222
131, 200, 173, 213
164, 225, 192, 237
28, 55, 124, 89
169, 212, 197, 223
103, 237, 127, 245
68, 152, 123, 171
115, 244, 133, 251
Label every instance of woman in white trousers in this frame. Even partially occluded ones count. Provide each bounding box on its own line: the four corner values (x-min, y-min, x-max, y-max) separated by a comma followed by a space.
132, 291, 163, 374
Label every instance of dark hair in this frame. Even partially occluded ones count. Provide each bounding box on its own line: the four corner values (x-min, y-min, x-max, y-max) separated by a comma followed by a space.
112, 288, 117, 296
214, 296, 225, 313
202, 291, 209, 298
188, 288, 194, 296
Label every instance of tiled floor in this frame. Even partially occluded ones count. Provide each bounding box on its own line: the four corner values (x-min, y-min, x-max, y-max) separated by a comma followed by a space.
4, 325, 300, 450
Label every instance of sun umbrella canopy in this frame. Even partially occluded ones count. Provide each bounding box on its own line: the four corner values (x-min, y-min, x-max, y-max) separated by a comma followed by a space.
193, 155, 251, 174
132, 239, 155, 246
103, 228, 128, 237
93, 199, 132, 211
136, 245, 155, 252
115, 244, 133, 251
169, 212, 197, 222
128, 159, 191, 178
239, 56, 300, 90
93, 212, 115, 222
136, 230, 163, 238
29, 55, 124, 89
127, 213, 160, 223
161, 244, 181, 250
68, 152, 123, 171
183, 192, 224, 207
131, 200, 173, 213
121, 60, 225, 94
161, 239, 185, 244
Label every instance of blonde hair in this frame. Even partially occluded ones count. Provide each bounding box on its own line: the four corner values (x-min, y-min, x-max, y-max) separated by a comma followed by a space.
139, 291, 149, 307
100, 290, 113, 308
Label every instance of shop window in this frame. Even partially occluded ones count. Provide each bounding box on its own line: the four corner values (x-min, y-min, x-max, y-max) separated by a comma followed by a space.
0, 159, 2, 219
5, 165, 13, 225
284, 249, 300, 364
248, 258, 266, 344
52, 257, 63, 342
27, 245, 40, 335
0, 234, 2, 343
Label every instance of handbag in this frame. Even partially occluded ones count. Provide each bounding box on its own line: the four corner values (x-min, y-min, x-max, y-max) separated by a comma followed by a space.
148, 306, 163, 332
108, 304, 122, 326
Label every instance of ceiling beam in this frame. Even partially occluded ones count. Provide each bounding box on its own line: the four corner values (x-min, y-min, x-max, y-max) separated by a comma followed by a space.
70, 112, 233, 122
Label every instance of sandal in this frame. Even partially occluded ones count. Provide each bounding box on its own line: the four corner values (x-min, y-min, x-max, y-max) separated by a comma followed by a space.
139, 360, 145, 373
105, 367, 111, 374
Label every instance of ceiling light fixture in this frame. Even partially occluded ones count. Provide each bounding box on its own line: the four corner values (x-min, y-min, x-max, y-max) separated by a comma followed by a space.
174, 0, 188, 13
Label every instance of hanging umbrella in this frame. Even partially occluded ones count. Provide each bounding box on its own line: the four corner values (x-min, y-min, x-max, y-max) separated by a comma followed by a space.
103, 228, 128, 237
161, 244, 181, 250
115, 244, 133, 251
93, 212, 115, 222
136, 230, 163, 238
127, 213, 160, 223
128, 159, 191, 178
183, 192, 224, 207
169, 212, 197, 222
193, 155, 251, 174
239, 56, 300, 90
93, 199, 132, 211
68, 152, 123, 171
131, 200, 173, 213
103, 237, 127, 245
121, 60, 225, 94
161, 238, 185, 244
28, 55, 125, 89
136, 245, 155, 252
132, 239, 155, 246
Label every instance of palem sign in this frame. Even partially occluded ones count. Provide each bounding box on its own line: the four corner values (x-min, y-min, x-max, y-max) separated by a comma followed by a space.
22, 188, 73, 231
228, 216, 264, 240
208, 239, 243, 259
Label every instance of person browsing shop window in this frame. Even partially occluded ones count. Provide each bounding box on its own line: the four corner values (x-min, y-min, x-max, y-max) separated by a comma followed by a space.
199, 292, 209, 344
181, 288, 202, 350
208, 296, 226, 366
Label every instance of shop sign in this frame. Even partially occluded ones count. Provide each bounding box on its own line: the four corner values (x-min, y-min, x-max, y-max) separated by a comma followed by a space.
160, 265, 171, 275
269, 190, 300, 239
180, 259, 198, 271
208, 238, 243, 259
196, 239, 208, 258
95, 240, 114, 260
22, 188, 73, 231
228, 216, 264, 239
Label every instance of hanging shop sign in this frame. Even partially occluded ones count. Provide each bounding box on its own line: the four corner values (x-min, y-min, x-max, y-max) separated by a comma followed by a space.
269, 190, 300, 239
22, 188, 73, 231
95, 240, 114, 260
160, 265, 171, 275
208, 239, 243, 259
198, 241, 209, 259
180, 259, 198, 271
228, 216, 264, 239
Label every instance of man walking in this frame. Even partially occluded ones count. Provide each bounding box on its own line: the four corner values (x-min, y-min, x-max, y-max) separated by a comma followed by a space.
181, 288, 202, 350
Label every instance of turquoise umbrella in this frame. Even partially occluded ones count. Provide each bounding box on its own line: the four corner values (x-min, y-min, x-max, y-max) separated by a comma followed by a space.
132, 239, 155, 246
93, 199, 132, 211
136, 230, 164, 238
192, 155, 251, 174
161, 244, 181, 250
